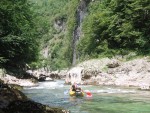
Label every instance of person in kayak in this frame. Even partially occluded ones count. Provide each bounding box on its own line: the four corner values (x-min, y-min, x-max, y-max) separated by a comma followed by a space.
70, 84, 76, 92
69, 82, 84, 96
75, 87, 82, 95
70, 82, 77, 92
74, 84, 84, 96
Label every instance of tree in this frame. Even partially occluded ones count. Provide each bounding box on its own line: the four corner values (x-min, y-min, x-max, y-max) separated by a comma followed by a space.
0, 0, 39, 69
78, 0, 150, 59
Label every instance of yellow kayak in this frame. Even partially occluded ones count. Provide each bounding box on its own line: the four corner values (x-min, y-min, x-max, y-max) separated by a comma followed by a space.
69, 90, 84, 97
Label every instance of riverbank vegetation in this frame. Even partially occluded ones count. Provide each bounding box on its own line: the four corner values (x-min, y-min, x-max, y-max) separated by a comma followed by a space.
78, 0, 150, 59
0, 1, 150, 112
0, 0, 149, 72
0, 0, 40, 72
37, 0, 150, 70
29, 0, 80, 70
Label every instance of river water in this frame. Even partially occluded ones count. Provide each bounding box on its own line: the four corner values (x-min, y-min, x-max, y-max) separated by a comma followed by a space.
22, 80, 150, 113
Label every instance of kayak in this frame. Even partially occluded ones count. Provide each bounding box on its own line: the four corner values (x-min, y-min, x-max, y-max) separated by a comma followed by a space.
69, 90, 84, 97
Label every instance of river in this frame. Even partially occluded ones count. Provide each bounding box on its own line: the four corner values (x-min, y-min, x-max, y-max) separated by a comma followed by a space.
22, 80, 150, 113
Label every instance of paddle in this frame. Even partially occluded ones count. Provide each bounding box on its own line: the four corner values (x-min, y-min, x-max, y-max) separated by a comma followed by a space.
84, 90, 92, 97
64, 90, 69, 95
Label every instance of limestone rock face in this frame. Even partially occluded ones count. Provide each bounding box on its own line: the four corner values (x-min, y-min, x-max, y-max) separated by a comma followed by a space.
26, 69, 67, 82
54, 18, 66, 33
106, 59, 120, 68
67, 57, 150, 90
0, 74, 37, 86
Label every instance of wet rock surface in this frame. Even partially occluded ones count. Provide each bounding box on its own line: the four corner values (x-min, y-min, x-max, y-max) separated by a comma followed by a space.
0, 74, 37, 87
0, 80, 69, 113
26, 69, 67, 82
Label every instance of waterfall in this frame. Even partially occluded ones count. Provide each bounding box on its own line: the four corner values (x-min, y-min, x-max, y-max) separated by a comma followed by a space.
65, 67, 84, 84
72, 0, 91, 65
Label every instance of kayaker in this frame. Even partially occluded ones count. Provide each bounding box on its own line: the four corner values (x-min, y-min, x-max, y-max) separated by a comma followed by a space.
70, 84, 76, 92
69, 83, 84, 97
76, 86, 84, 93
76, 87, 81, 92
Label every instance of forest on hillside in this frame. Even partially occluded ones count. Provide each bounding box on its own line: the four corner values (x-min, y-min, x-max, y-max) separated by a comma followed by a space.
0, 0, 150, 72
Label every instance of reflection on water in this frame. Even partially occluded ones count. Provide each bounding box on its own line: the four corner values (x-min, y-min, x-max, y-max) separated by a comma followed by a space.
22, 81, 150, 113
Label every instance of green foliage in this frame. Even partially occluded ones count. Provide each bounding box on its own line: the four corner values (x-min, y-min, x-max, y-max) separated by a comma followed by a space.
0, 0, 39, 69
78, 0, 150, 60
0, 57, 8, 65
2, 0, 149, 71
30, 0, 80, 70
32, 0, 150, 70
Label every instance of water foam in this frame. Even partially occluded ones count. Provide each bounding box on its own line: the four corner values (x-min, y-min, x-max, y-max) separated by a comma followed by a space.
96, 88, 136, 94
24, 80, 64, 89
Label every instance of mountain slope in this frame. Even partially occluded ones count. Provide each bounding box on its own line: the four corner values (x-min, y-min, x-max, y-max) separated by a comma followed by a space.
33, 0, 150, 70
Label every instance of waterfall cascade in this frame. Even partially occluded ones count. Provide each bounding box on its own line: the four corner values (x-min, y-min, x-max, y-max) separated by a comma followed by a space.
65, 67, 84, 84
72, 0, 91, 65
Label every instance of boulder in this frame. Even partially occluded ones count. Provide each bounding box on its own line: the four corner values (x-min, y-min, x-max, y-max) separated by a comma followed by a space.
38, 74, 46, 82
107, 59, 120, 68
3, 100, 69, 113
0, 80, 69, 113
